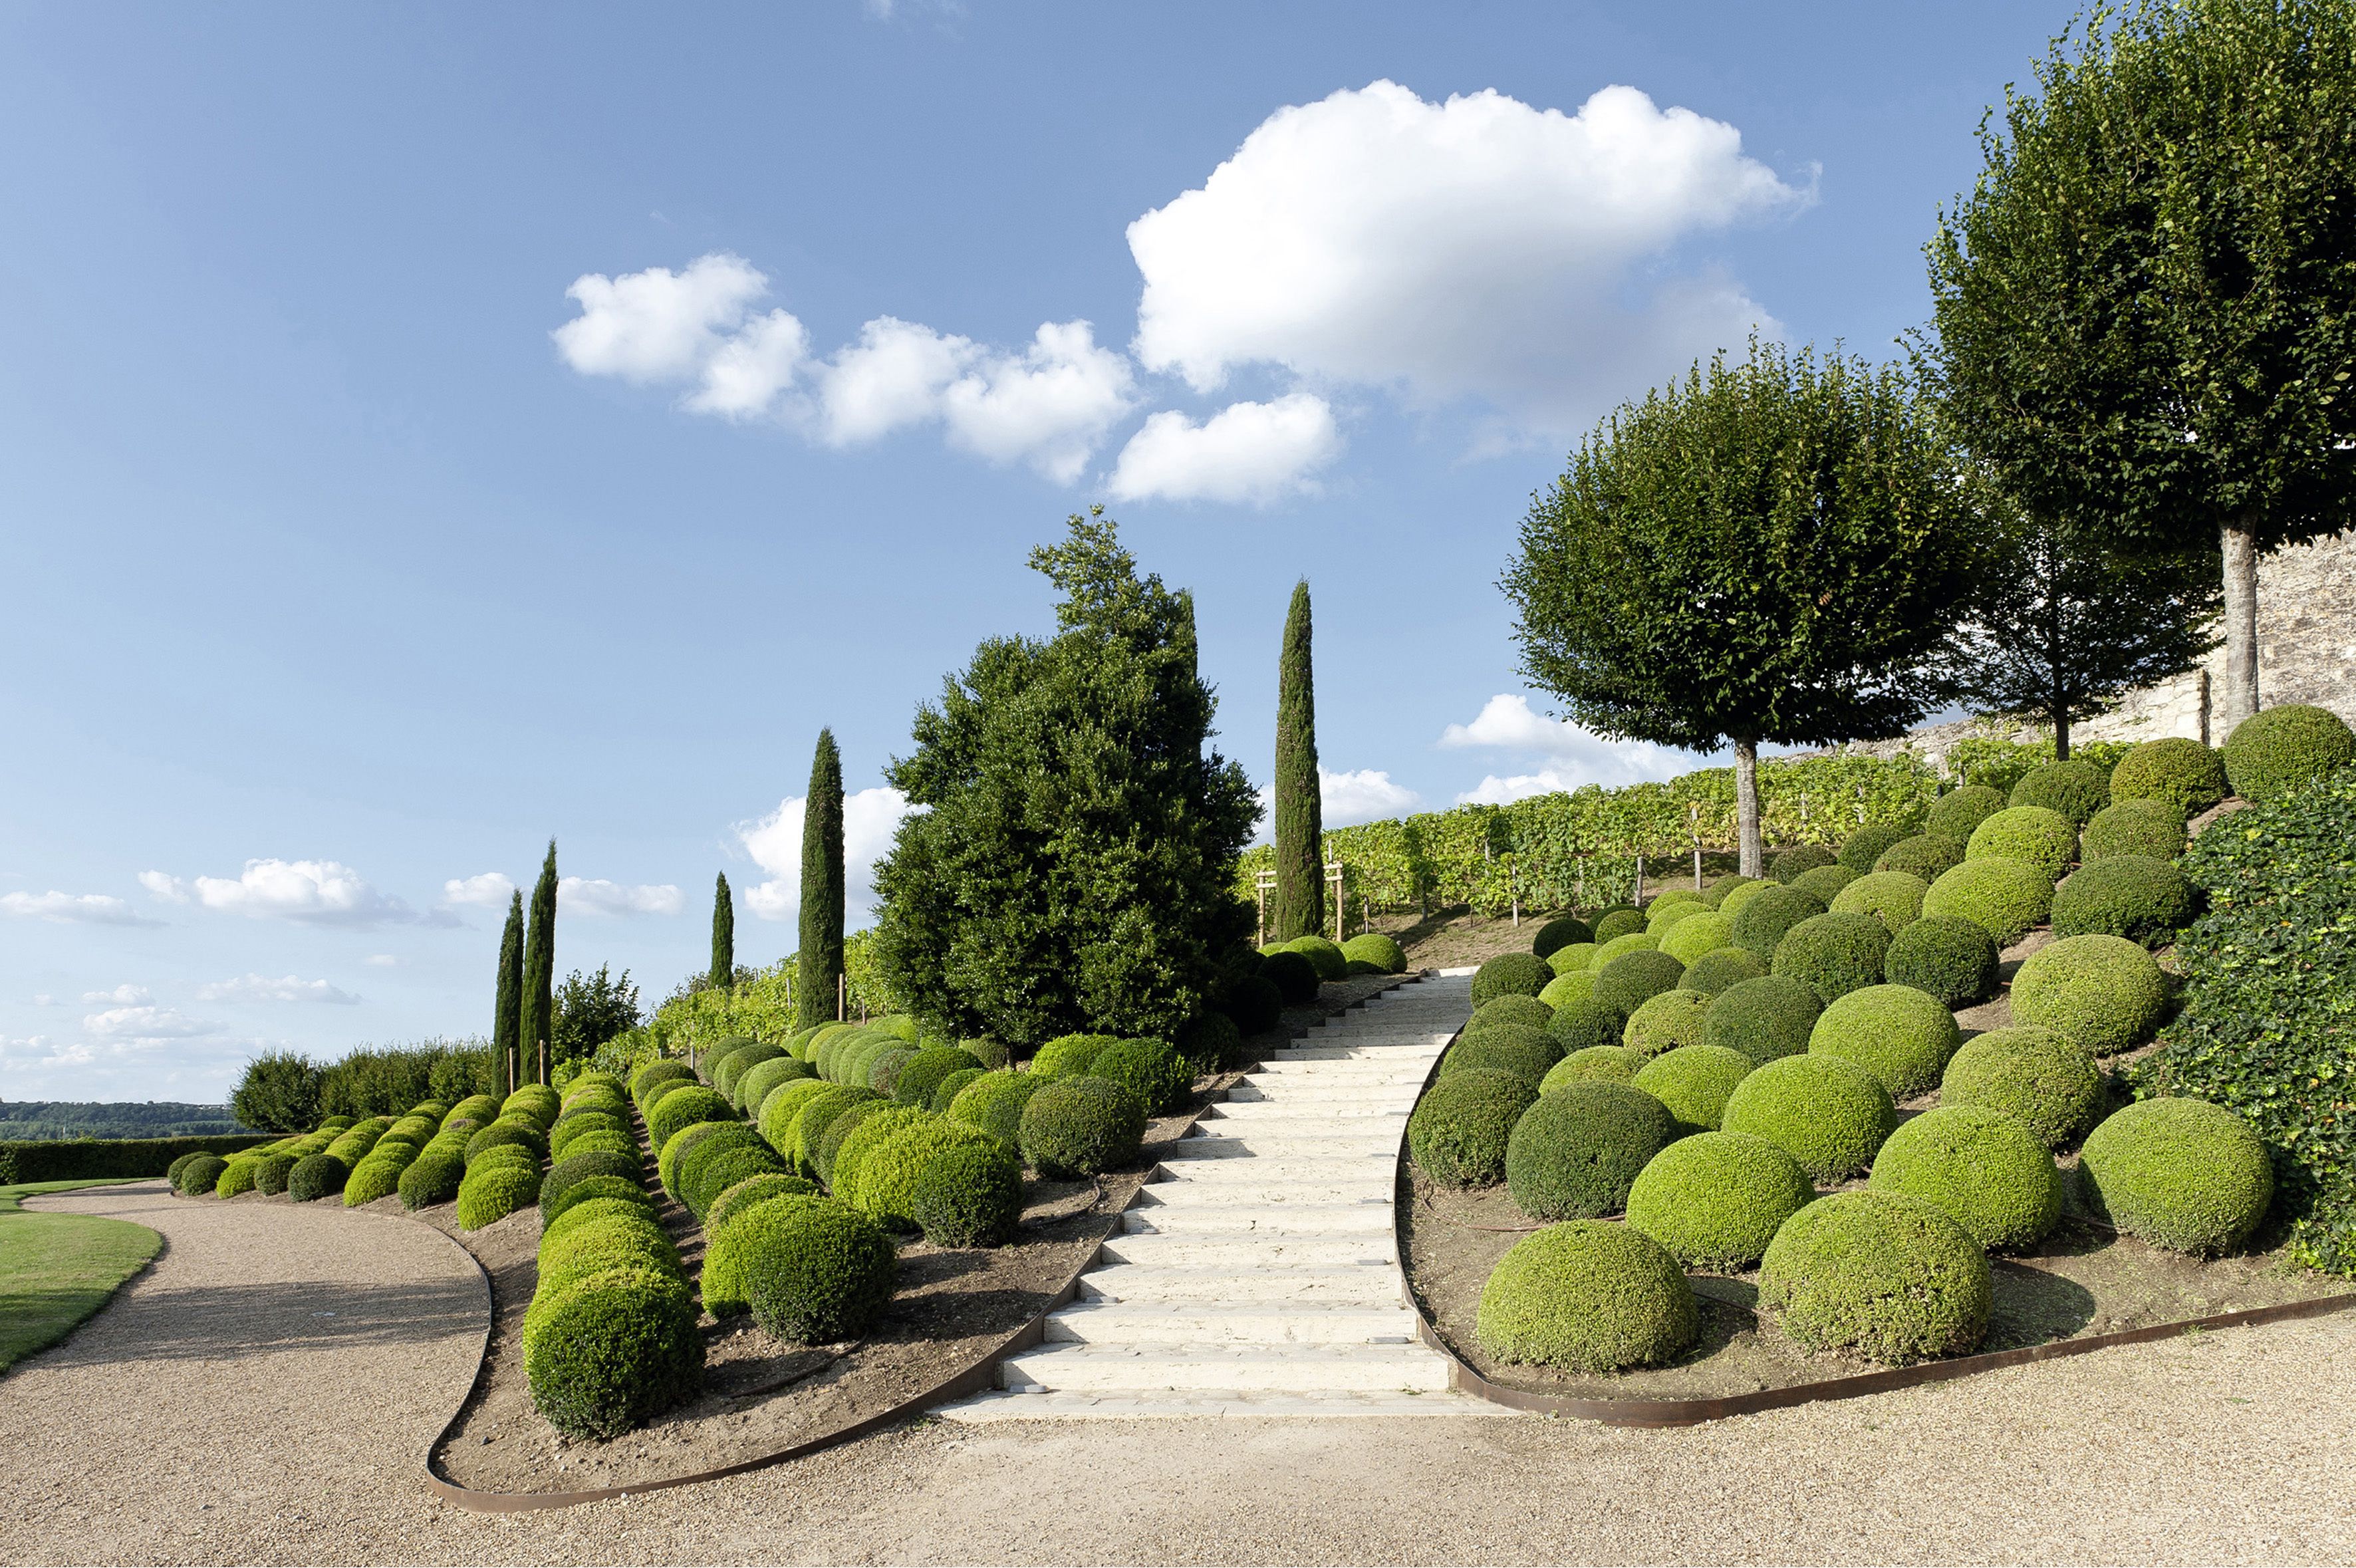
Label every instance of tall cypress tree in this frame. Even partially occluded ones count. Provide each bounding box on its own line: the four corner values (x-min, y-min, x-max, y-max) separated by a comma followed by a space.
710, 872, 735, 991
493, 890, 523, 1101
794, 730, 846, 1029
519, 839, 557, 1085
1271, 579, 1325, 942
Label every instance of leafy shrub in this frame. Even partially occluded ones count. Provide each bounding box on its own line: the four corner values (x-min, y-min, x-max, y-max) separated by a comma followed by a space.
1701, 874, 1753, 910
866, 1047, 923, 1098
712, 1043, 783, 1101
827, 1106, 932, 1199
1967, 807, 2078, 882
1540, 1046, 1646, 1091
544, 1174, 654, 1231
254, 1153, 298, 1196
165, 1151, 206, 1188
1633, 1044, 1756, 1134
1408, 1069, 1536, 1187
1341, 932, 1408, 974
657, 1121, 732, 1197
1770, 844, 1839, 884
539, 1194, 658, 1252
547, 1113, 625, 1162
1840, 823, 1916, 873
1718, 881, 1772, 920
1547, 942, 1599, 977
1469, 995, 1554, 1033
398, 1152, 464, 1210
1587, 932, 1660, 970
540, 1149, 642, 1216
1592, 950, 1687, 1021
445, 1093, 503, 1130
1625, 1130, 1815, 1269
1503, 1082, 1674, 1220
1470, 952, 1554, 1005
1530, 916, 1592, 959
2011, 934, 2168, 1056
1720, 1054, 1896, 1179
1546, 997, 1624, 1053
2079, 1098, 2274, 1253
704, 1173, 817, 1237
646, 1085, 732, 1150
948, 1073, 1043, 1152
1879, 916, 1998, 1009
1287, 935, 1349, 982
1808, 983, 1962, 1099
847, 1117, 996, 1230
1875, 833, 1967, 882
1475, 1221, 1698, 1372
1702, 976, 1823, 1063
1018, 1077, 1146, 1177
930, 1068, 987, 1112
1926, 784, 2008, 843
1592, 907, 1646, 942
759, 1080, 838, 1165
287, 1153, 348, 1204
1029, 1033, 1116, 1081
1759, 1191, 1991, 1364
1869, 1105, 2061, 1249
1622, 990, 1713, 1057
1645, 898, 1703, 934
176, 1154, 228, 1196
1769, 912, 1891, 1004
1173, 1012, 1243, 1073
1730, 884, 1828, 961
1791, 864, 1863, 906
1658, 912, 1734, 966
1086, 1037, 1191, 1116
1680, 946, 1767, 995
958, 1036, 1011, 1071
535, 1214, 680, 1309
467, 1145, 541, 1184
910, 1138, 1025, 1247
892, 1047, 984, 1109
524, 1267, 703, 1440
342, 1156, 406, 1207
456, 1161, 539, 1229
464, 1120, 546, 1166
706, 1195, 896, 1341
1830, 871, 1928, 936
2222, 704, 2356, 803
735, 1055, 816, 1118
2081, 799, 2187, 862
2051, 855, 2196, 946
214, 1159, 259, 1199
1921, 857, 2054, 946
2109, 736, 2228, 818
2010, 760, 2109, 826
1538, 971, 1596, 1011
1259, 950, 1319, 1005
684, 1140, 793, 1222
1940, 1026, 2103, 1150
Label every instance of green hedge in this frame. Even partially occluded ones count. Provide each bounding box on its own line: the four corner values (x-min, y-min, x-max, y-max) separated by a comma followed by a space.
1476, 1220, 1698, 1372
2108, 737, 2227, 818
1939, 1027, 2103, 1150
1632, 1044, 1755, 1135
1808, 984, 1962, 1100
1882, 915, 2000, 1007
0, 1133, 273, 1185
2011, 934, 2168, 1057
1720, 1053, 1895, 1180
2079, 1097, 2274, 1254
2049, 855, 2196, 946
1408, 1069, 1535, 1188
2221, 705, 2356, 803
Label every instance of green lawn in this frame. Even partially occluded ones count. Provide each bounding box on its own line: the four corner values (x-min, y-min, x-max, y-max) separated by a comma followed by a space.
0, 1180, 162, 1372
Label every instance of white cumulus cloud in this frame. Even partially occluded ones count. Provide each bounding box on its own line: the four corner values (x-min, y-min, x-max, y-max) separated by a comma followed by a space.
739, 786, 920, 925
1109, 393, 1342, 505
1, 890, 156, 926
442, 872, 517, 909
557, 879, 684, 918
140, 860, 439, 928
195, 974, 362, 1005
82, 1005, 217, 1041
1441, 694, 1711, 801
553, 252, 806, 419
82, 984, 151, 1006
1127, 79, 1805, 437
1252, 766, 1424, 841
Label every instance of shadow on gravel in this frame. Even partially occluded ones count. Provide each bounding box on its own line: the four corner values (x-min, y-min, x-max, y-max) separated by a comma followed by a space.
30, 1275, 479, 1368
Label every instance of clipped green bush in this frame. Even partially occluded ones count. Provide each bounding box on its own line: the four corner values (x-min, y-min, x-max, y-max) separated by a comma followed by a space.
1259, 949, 1319, 1005
455, 1160, 539, 1229
1870, 1105, 2061, 1249
214, 1159, 259, 1200
1029, 1033, 1118, 1081
398, 1152, 464, 1210
1875, 833, 1968, 882
1701, 976, 1823, 1063
1504, 1082, 1675, 1220
524, 1268, 704, 1440
1770, 844, 1839, 884
1341, 932, 1408, 974
1287, 935, 1349, 982
910, 1138, 1024, 1247
866, 1047, 922, 1099
736, 1055, 816, 1118
712, 1042, 783, 1101
1759, 1192, 1991, 1365
2109, 736, 2228, 818
759, 1080, 838, 1164
680, 1138, 789, 1222
658, 1120, 737, 1198
958, 1036, 1012, 1071
1621, 989, 1713, 1057
848, 1117, 996, 1230
532, 1212, 679, 1311
1540, 1046, 1646, 1091
2050, 854, 2196, 947
2011, 934, 2168, 1056
1625, 1130, 1815, 1269
1018, 1077, 1146, 1178
2010, 759, 2109, 825
1592, 950, 1687, 1021
539, 1149, 642, 1216
1174, 1011, 1244, 1073
1840, 823, 1916, 873
1547, 942, 1599, 977
1644, 898, 1703, 934
1769, 912, 1891, 1004
165, 1151, 207, 1189
1591, 906, 1646, 942
698, 1194, 823, 1317
1730, 883, 1828, 961
2080, 798, 2187, 862
892, 1047, 984, 1109
1408, 1069, 1536, 1188
1448, 1025, 1560, 1091
1791, 864, 1863, 906
176, 1154, 228, 1196
1468, 994, 1554, 1033
1087, 1037, 1192, 1116
1633, 1045, 1755, 1134
1700, 874, 1754, 910
1809, 983, 1962, 1099
704, 1173, 817, 1237
947, 1073, 1044, 1153
1475, 1221, 1698, 1372
1538, 971, 1596, 1011
342, 1156, 406, 1207
253, 1153, 299, 1196
1883, 914, 2001, 1007
1718, 880, 1772, 920
716, 1196, 896, 1343
1529, 916, 1593, 959
1720, 1054, 1896, 1180
1470, 952, 1554, 1005
1545, 996, 1625, 1054
549, 1112, 626, 1160
2222, 704, 2356, 803
1967, 807, 2078, 882
646, 1085, 732, 1151
539, 1193, 658, 1252
2079, 1097, 2274, 1253
628, 1061, 695, 1106
1658, 911, 1734, 966
287, 1153, 348, 1204
1830, 870, 1928, 936
1680, 946, 1767, 996
1921, 857, 2054, 946
930, 1068, 987, 1112
1940, 1027, 2103, 1150
1587, 932, 1661, 970
465, 1118, 547, 1165
827, 1105, 932, 1198
1926, 784, 2008, 843
543, 1174, 655, 1231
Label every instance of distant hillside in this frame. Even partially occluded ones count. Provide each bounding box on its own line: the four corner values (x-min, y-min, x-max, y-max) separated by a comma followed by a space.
0, 1101, 251, 1141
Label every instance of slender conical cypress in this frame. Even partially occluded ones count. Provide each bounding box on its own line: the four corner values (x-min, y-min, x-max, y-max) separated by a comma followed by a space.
1272, 579, 1325, 941
794, 729, 846, 1029
710, 872, 735, 991
519, 839, 557, 1086
492, 889, 523, 1101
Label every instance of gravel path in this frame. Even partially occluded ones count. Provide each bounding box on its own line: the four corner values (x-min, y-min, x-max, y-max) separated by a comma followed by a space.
7, 1184, 2356, 1565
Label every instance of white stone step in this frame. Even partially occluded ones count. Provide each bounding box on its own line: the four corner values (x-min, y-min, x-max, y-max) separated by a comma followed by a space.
1079, 1265, 1402, 1305
1225, 1082, 1420, 1105
1201, 1104, 1410, 1124
1095, 1234, 1395, 1269
1122, 1202, 1394, 1236
1265, 1047, 1444, 1063
1138, 1179, 1388, 1207
1153, 1156, 1393, 1183
937, 1389, 1486, 1420
1043, 1301, 1422, 1345
1000, 1343, 1450, 1394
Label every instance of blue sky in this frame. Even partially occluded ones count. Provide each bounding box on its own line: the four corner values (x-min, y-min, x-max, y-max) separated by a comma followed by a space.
0, 0, 2067, 1101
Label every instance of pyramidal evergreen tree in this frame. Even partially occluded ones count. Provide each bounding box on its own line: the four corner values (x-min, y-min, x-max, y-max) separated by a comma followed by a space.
794, 730, 846, 1029
1271, 579, 1325, 942
493, 890, 523, 1100
519, 840, 557, 1085
710, 872, 735, 991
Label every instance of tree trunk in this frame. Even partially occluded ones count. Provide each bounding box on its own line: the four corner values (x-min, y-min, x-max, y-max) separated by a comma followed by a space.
1734, 738, 1762, 880
2218, 519, 2260, 732
2053, 710, 2071, 761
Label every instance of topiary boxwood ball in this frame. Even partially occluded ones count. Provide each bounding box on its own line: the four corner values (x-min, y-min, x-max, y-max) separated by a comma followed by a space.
1286, 935, 1349, 982
1680, 946, 1767, 996
215, 1160, 259, 1200
2010, 759, 2109, 826
1621, 989, 1713, 1058
1830, 870, 1928, 937
1720, 1053, 1895, 1180
1018, 1077, 1146, 1178
736, 1055, 817, 1118
538, 1200, 668, 1262
2222, 703, 2356, 803
866, 1047, 922, 1099
1658, 911, 1734, 966
704, 1172, 817, 1237
540, 1149, 643, 1216
1587, 932, 1660, 970
1504, 1081, 1675, 1220
892, 1047, 985, 1109
1591, 949, 1687, 1022
2050, 854, 2196, 948
847, 1117, 997, 1231
2080, 798, 2187, 863
1967, 806, 2079, 882
1760, 1192, 1991, 1365
1769, 911, 1891, 1005
1882, 915, 1999, 1009
398, 1152, 464, 1210
1545, 996, 1624, 1054
1701, 975, 1823, 1064
2078, 1097, 2274, 1253
630, 1059, 696, 1104
1920, 857, 2054, 947
712, 1042, 783, 1101
1808, 983, 1962, 1100
1625, 1130, 1815, 1270
1869, 1105, 2062, 1249
958, 1035, 1011, 1071
680, 1136, 789, 1222
345, 1156, 416, 1207
1342, 932, 1409, 975
1476, 1220, 1698, 1373
1939, 1027, 2102, 1150
1445, 1023, 1561, 1089
1469, 993, 1555, 1033
1530, 916, 1593, 959
2010, 934, 2168, 1056
544, 1174, 655, 1231
947, 1073, 1043, 1153
456, 1160, 540, 1229
287, 1153, 348, 1204
2109, 736, 2228, 819
910, 1137, 1025, 1248
1538, 971, 1596, 1012
1632, 1044, 1755, 1135
1547, 943, 1599, 978
759, 1080, 839, 1165
465, 1119, 547, 1165
1091, 1037, 1192, 1116
930, 1068, 987, 1112
1701, 874, 1754, 909
1769, 844, 1839, 884
1644, 898, 1704, 934
166, 1150, 207, 1189
549, 1112, 627, 1160
1591, 906, 1646, 942
1540, 1045, 1646, 1092
646, 1085, 733, 1151
1729, 883, 1828, 962
1926, 783, 2008, 843
825, 1105, 930, 1198
1839, 822, 1917, 874
658, 1119, 739, 1198
176, 1154, 229, 1196
1791, 864, 1863, 906
1174, 1011, 1244, 1074
1408, 1069, 1536, 1188
1259, 949, 1319, 1006
1470, 952, 1554, 1006
1875, 833, 1967, 882
717, 1195, 897, 1342
254, 1152, 299, 1196
524, 1268, 705, 1440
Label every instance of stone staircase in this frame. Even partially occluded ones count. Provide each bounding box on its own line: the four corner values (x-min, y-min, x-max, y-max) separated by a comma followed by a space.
938, 971, 1496, 1418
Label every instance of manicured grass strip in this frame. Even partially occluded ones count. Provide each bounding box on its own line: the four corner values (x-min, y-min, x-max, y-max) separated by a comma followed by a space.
0, 1183, 162, 1372
0, 1178, 143, 1214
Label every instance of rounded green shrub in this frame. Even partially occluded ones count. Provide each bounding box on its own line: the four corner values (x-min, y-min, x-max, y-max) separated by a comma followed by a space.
1547, 942, 1599, 978
1921, 856, 2055, 946
543, 1174, 654, 1230
736, 1055, 816, 1118
469, 1144, 541, 1182
709, 1195, 896, 1343
698, 1192, 823, 1317
930, 1068, 987, 1112
1470, 952, 1554, 1005
342, 1156, 409, 1206
1259, 950, 1319, 1005
1883, 915, 2001, 1007
1503, 1083, 1675, 1220
866, 1047, 922, 1099
1869, 1105, 2062, 1249
760, 1080, 840, 1165
892, 1047, 984, 1109
713, 1042, 783, 1101
848, 1117, 995, 1230
958, 1035, 1012, 1071
1840, 823, 1916, 873
524, 1268, 704, 1440
549, 1112, 626, 1160
2010, 934, 2169, 1056
317, 1115, 357, 1132
1770, 844, 1839, 884
1644, 898, 1702, 934
1940, 1027, 2103, 1150
539, 1194, 657, 1252
658, 1120, 737, 1198
1089, 1037, 1191, 1116
176, 1154, 229, 1196
1625, 1131, 1815, 1269
1680, 946, 1768, 996
1701, 874, 1754, 910
1408, 1069, 1537, 1188
1342, 932, 1409, 974
1468, 994, 1553, 1033
253, 1153, 299, 1196
1875, 833, 1968, 882
2051, 854, 2196, 947
2010, 759, 2109, 825
629, 1061, 695, 1104
1587, 932, 1660, 970
1537, 971, 1596, 1011
540, 1149, 642, 1216
1830, 870, 1928, 936
503, 1086, 559, 1126
1769, 912, 1891, 1004
1287, 935, 1349, 982
456, 1161, 539, 1229
1718, 880, 1773, 920
1529, 916, 1593, 959
705, 1173, 817, 1237
2081, 798, 2187, 862
1808, 983, 1962, 1100
1649, 886, 1706, 912
1019, 1077, 1146, 1178
827, 1105, 931, 1198
1759, 1192, 1991, 1365
1545, 997, 1624, 1053
1730, 884, 1828, 961
2109, 736, 2228, 818
214, 1159, 259, 1200
2222, 704, 2356, 803
550, 1129, 632, 1164
1621, 989, 1713, 1058
1720, 1054, 1896, 1180
1658, 911, 1734, 966
1475, 1221, 1698, 1372
166, 1151, 207, 1188
910, 1138, 1025, 1247
398, 1152, 463, 1210
1701, 976, 1823, 1063
1967, 806, 2079, 882
1029, 1033, 1118, 1081
287, 1153, 348, 1204
1174, 1011, 1244, 1073
1592, 950, 1687, 1021
465, 1119, 547, 1165
529, 1216, 678, 1333
646, 1085, 732, 1151
948, 1073, 1043, 1152
2079, 1097, 2274, 1253
1792, 864, 1863, 906
1540, 1046, 1646, 1092
1591, 906, 1646, 942
1926, 784, 2008, 843
1633, 1044, 1755, 1135
682, 1139, 790, 1222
